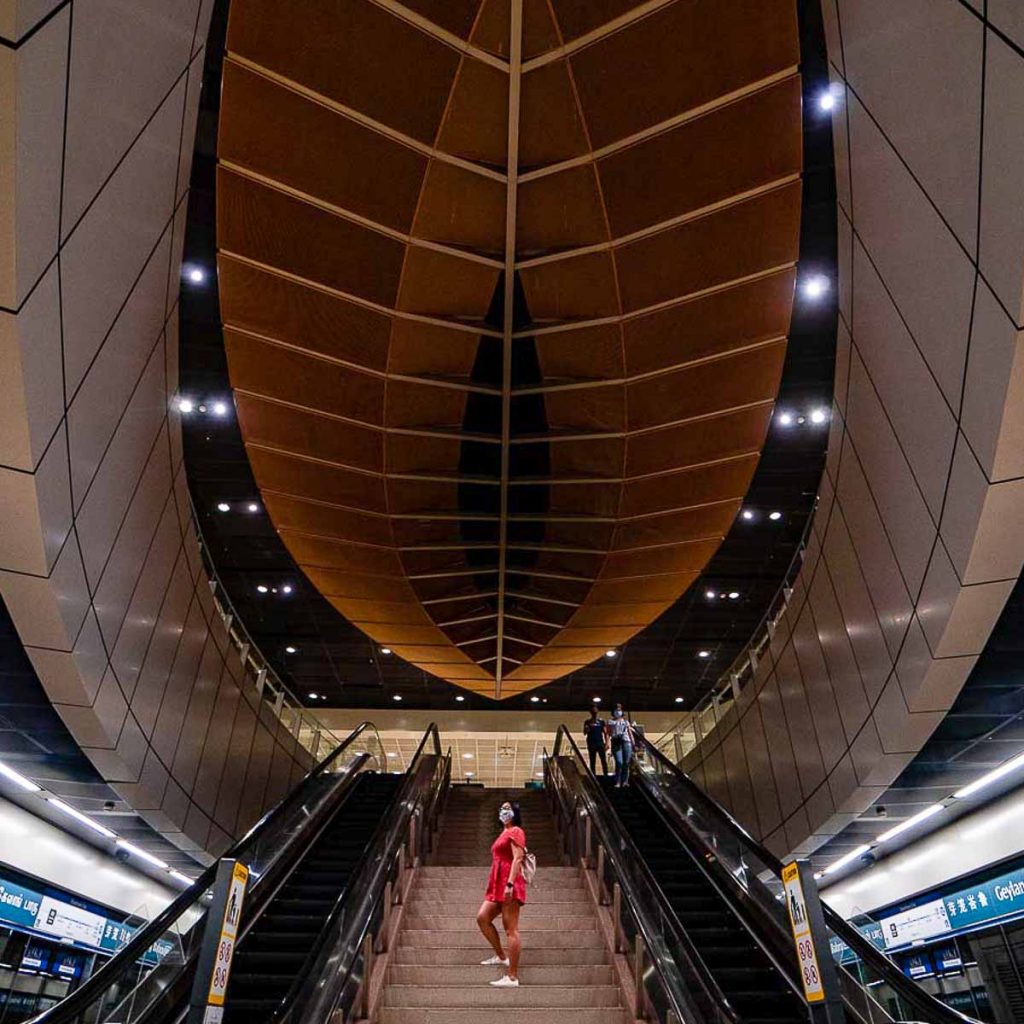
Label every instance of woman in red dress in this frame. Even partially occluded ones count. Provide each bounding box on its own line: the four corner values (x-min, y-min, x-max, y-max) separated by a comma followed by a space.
475, 800, 526, 987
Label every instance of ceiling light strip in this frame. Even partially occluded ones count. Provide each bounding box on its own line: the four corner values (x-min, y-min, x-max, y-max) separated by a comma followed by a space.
225, 54, 508, 184
494, 0, 524, 700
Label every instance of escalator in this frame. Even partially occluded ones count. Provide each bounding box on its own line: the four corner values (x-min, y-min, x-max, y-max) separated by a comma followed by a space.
547, 725, 979, 1024
24, 722, 450, 1024
225, 772, 401, 1021
605, 781, 806, 1024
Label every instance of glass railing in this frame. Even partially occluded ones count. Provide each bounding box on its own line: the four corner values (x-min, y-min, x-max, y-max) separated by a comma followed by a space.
276, 725, 451, 1024
24, 722, 387, 1024
633, 735, 980, 1024
546, 726, 737, 1024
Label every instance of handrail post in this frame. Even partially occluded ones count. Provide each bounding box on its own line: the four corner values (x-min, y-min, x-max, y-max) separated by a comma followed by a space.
361, 933, 374, 1018
596, 844, 607, 904
584, 814, 593, 867
612, 881, 623, 953
381, 881, 393, 953
634, 934, 646, 1020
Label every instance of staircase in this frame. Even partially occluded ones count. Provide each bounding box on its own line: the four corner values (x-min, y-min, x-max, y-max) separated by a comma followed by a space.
380, 786, 627, 1024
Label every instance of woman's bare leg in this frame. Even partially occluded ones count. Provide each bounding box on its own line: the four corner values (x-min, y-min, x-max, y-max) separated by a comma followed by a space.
501, 900, 522, 980
476, 900, 505, 958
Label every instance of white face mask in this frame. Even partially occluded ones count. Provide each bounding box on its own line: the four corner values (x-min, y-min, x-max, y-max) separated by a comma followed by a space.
498, 807, 514, 824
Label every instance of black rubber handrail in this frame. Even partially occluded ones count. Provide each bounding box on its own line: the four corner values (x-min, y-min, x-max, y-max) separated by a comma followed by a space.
636, 734, 980, 1024
25, 722, 381, 1024
549, 726, 737, 1024
267, 723, 445, 1023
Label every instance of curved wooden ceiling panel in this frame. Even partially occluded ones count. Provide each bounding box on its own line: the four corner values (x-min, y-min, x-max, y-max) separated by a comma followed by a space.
217, 0, 803, 698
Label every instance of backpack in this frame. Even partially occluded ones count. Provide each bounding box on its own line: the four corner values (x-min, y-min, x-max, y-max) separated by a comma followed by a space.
521, 851, 537, 884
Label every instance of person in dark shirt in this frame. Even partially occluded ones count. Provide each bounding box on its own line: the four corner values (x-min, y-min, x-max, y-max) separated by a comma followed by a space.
582, 704, 609, 776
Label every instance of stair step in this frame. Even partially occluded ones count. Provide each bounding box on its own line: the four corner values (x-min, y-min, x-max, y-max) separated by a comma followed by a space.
403, 915, 594, 931
407, 897, 589, 913
399, 930, 603, 948
388, 965, 616, 986
380, 1008, 626, 1024
384, 984, 621, 1007
393, 946, 609, 966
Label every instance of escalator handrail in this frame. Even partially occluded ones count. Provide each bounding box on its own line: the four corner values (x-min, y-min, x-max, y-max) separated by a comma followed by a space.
275, 724, 450, 1024
26, 721, 382, 1024
549, 726, 739, 1024
636, 734, 980, 1024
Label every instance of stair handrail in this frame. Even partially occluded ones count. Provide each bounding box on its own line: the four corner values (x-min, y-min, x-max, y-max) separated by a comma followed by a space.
271, 724, 451, 1024
634, 733, 981, 1024
23, 721, 386, 1024
547, 725, 739, 1024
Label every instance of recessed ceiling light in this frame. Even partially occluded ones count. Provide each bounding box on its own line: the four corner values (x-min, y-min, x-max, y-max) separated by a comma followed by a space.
810, 408, 828, 424
530, 696, 540, 703
392, 694, 402, 701
185, 266, 205, 284
778, 411, 795, 427
741, 509, 755, 521
705, 589, 716, 599
769, 511, 783, 521
818, 89, 838, 112
247, 502, 259, 513
256, 585, 268, 594
381, 647, 392, 655
176, 397, 194, 414
455, 695, 465, 702
216, 502, 230, 513
728, 592, 740, 600
535, 772, 544, 778
281, 585, 293, 595
211, 400, 229, 417
387, 752, 397, 758
285, 646, 297, 654
697, 650, 711, 659
465, 771, 475, 778
605, 649, 617, 658
675, 696, 684, 704
542, 699, 547, 704
308, 692, 319, 700
592, 696, 602, 702
801, 275, 830, 300
463, 753, 474, 759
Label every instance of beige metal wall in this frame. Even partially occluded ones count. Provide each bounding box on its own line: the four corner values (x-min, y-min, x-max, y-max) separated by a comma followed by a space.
682, 0, 1024, 859
0, 0, 312, 860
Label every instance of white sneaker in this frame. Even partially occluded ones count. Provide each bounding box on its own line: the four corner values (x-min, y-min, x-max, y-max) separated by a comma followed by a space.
480, 955, 509, 966
490, 975, 520, 987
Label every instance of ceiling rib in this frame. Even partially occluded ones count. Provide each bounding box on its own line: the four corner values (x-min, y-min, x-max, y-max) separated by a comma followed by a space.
494, 0, 524, 698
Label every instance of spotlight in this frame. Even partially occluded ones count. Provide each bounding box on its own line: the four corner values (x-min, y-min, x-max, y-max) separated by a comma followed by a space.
530, 696, 540, 703
381, 647, 392, 655
741, 510, 755, 521
705, 589, 717, 600
769, 511, 783, 521
211, 400, 229, 417
392, 694, 402, 702
605, 649, 617, 658
675, 696, 684, 704
455, 695, 465, 702
176, 397, 194, 414
818, 86, 839, 112
697, 650, 711, 659
463, 753, 474, 759
810, 408, 829, 425
256, 585, 268, 594
308, 692, 319, 700
285, 646, 297, 654
728, 592, 740, 600
281, 585, 293, 595
185, 266, 205, 284
592, 696, 602, 703
216, 502, 230, 513
247, 503, 259, 513
801, 275, 830, 300
777, 411, 794, 426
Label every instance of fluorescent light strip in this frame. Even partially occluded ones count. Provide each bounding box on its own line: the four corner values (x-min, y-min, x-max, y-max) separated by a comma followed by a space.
0, 760, 41, 793
822, 844, 871, 876
169, 871, 194, 886
47, 798, 116, 839
876, 803, 945, 844
954, 750, 1024, 800
116, 840, 169, 870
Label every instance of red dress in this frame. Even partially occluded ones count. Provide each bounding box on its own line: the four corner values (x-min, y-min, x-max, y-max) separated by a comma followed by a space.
484, 826, 527, 904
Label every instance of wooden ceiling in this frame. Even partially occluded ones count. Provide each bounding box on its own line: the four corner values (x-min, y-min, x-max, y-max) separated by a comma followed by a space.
216, 0, 803, 699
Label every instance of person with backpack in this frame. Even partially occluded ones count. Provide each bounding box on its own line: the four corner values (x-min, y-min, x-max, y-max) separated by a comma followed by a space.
476, 800, 534, 987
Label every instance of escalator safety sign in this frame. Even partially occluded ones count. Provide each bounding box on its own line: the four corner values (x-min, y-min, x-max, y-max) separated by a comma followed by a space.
206, 862, 249, 1015
782, 862, 824, 1003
